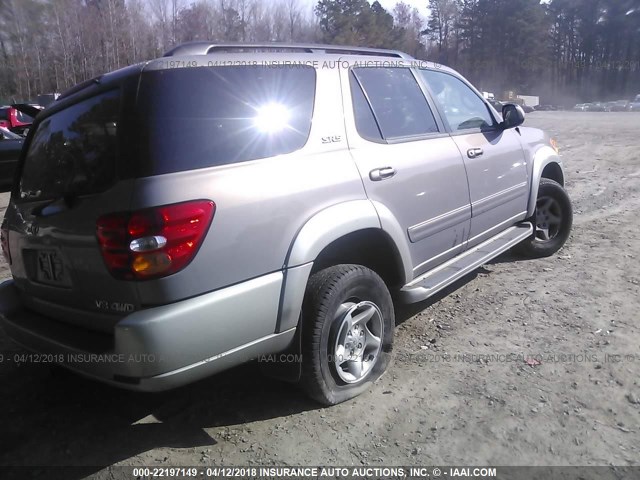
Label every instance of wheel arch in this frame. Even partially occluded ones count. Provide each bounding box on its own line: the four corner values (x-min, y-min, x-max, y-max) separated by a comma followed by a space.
265, 201, 411, 383
527, 146, 566, 218
278, 200, 411, 334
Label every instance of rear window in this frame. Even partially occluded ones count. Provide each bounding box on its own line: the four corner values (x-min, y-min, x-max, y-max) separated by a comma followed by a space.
15, 110, 34, 123
19, 90, 119, 201
135, 65, 316, 175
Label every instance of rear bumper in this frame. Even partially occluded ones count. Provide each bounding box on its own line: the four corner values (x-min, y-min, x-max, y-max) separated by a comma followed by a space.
0, 273, 295, 391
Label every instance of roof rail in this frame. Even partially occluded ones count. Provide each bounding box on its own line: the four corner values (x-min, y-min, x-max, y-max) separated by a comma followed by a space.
163, 42, 413, 59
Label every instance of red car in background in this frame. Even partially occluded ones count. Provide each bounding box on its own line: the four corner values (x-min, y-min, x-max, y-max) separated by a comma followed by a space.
0, 105, 41, 135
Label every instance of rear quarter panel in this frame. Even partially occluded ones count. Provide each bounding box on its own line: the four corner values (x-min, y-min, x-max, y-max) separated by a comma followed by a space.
130, 66, 367, 305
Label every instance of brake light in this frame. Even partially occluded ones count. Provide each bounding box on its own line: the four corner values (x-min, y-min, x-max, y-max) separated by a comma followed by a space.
1, 226, 11, 265
96, 200, 215, 280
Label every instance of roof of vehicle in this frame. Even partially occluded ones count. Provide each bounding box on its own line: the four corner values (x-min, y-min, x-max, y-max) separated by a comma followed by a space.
146, 43, 458, 78
145, 51, 452, 74
51, 43, 459, 112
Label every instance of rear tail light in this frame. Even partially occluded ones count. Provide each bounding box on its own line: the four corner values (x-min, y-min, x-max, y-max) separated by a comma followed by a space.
1, 226, 11, 265
96, 200, 215, 280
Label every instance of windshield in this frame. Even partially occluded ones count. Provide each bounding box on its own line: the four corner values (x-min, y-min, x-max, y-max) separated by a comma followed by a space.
19, 90, 120, 201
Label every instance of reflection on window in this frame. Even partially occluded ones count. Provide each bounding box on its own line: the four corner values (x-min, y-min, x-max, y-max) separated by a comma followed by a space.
419, 70, 494, 131
350, 72, 383, 141
136, 66, 316, 175
20, 90, 119, 201
353, 67, 438, 139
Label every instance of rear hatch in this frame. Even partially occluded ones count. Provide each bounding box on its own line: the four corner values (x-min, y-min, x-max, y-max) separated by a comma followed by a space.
3, 70, 141, 333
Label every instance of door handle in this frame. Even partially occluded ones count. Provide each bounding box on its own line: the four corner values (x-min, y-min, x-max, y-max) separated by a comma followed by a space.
369, 167, 396, 181
467, 148, 484, 159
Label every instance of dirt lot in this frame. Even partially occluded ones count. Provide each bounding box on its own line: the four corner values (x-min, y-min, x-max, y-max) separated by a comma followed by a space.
0, 112, 638, 477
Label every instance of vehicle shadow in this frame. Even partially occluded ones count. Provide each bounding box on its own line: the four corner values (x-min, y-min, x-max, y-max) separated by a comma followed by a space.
486, 250, 536, 266
393, 270, 485, 325
0, 252, 528, 479
0, 350, 317, 479
394, 250, 532, 324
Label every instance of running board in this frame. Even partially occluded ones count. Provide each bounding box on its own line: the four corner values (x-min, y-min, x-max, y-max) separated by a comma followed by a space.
399, 223, 533, 304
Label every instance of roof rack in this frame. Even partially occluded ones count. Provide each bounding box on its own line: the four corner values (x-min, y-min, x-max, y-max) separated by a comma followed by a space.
163, 42, 413, 59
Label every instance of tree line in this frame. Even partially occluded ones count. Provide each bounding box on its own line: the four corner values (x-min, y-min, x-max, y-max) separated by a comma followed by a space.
0, 0, 638, 105
425, 0, 640, 104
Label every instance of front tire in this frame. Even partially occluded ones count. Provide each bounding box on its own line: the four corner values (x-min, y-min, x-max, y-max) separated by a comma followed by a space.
300, 265, 394, 405
514, 178, 573, 258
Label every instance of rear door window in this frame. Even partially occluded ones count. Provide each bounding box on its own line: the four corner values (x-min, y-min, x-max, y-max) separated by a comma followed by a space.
19, 90, 120, 201
352, 67, 439, 140
349, 71, 383, 141
135, 65, 316, 175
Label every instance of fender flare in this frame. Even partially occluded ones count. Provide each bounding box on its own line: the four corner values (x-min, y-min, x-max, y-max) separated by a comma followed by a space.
527, 145, 566, 218
277, 200, 412, 333
286, 200, 381, 268
277, 200, 381, 334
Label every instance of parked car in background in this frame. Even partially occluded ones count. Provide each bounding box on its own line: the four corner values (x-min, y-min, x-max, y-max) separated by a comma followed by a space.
9, 104, 44, 136
534, 104, 557, 111
573, 103, 587, 111
605, 100, 629, 112
585, 102, 606, 112
0, 126, 24, 191
0, 105, 36, 135
628, 95, 640, 112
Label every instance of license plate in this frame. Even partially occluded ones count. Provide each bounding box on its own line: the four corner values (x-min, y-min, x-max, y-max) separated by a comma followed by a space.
36, 250, 70, 286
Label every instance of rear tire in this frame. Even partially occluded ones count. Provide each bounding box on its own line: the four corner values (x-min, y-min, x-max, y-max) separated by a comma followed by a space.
513, 178, 572, 258
300, 264, 394, 405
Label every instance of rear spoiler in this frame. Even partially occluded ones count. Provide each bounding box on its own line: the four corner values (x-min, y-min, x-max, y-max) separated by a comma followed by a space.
11, 104, 43, 119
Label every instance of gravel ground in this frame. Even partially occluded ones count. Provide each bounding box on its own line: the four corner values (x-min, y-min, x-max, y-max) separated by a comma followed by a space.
0, 112, 638, 477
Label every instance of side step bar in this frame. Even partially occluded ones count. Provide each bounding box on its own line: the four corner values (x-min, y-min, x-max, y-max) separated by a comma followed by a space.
399, 223, 533, 304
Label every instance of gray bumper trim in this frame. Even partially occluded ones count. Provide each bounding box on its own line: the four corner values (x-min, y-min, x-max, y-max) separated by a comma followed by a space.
0, 272, 293, 391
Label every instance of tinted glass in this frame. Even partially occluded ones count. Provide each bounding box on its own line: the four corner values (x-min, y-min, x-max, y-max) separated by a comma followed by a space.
15, 110, 34, 123
0, 108, 8, 120
20, 90, 119, 201
353, 68, 438, 139
349, 72, 383, 141
136, 66, 316, 175
419, 70, 494, 131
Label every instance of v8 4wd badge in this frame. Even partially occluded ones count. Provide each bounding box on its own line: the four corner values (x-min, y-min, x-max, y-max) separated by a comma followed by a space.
95, 300, 135, 313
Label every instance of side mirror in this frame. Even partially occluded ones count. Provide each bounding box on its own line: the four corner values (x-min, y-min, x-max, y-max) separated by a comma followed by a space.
501, 103, 525, 129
